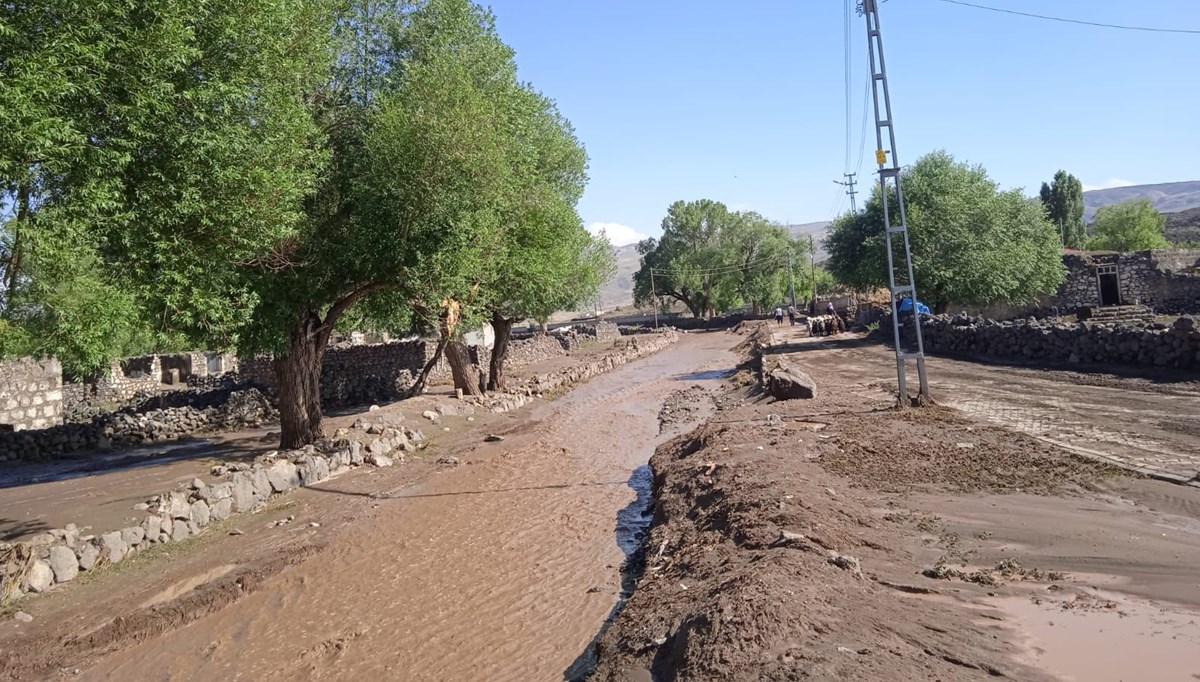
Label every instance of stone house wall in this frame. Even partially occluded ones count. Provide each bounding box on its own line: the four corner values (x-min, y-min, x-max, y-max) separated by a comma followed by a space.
0, 358, 64, 431
1057, 250, 1200, 314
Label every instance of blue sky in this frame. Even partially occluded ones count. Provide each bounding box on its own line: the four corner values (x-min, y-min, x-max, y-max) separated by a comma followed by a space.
484, 0, 1200, 245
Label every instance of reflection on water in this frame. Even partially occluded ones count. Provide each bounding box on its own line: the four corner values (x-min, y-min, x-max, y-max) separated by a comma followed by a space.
564, 464, 655, 681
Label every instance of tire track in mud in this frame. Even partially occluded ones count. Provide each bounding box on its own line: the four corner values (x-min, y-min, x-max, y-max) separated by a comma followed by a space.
59, 333, 738, 682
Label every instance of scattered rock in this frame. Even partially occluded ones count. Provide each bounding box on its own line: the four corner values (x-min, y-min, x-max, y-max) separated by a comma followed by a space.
47, 546, 79, 583
99, 531, 128, 564
13, 612, 32, 623
191, 478, 207, 490
210, 498, 233, 522
76, 544, 100, 571
309, 522, 320, 528
120, 526, 146, 547
267, 460, 301, 493
437, 456, 461, 467
767, 364, 817, 400
229, 528, 245, 536
25, 560, 54, 593
484, 434, 505, 443
369, 404, 380, 412
366, 453, 393, 467
190, 500, 211, 527
421, 410, 440, 423
828, 552, 863, 579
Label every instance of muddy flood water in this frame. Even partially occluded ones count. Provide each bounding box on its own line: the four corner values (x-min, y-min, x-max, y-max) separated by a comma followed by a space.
62, 332, 736, 681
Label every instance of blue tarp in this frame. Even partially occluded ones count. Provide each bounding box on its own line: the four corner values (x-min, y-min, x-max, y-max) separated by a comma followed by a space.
898, 297, 930, 315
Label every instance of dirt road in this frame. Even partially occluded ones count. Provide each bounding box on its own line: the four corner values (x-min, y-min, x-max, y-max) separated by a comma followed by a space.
1, 331, 737, 681
793, 329, 1200, 483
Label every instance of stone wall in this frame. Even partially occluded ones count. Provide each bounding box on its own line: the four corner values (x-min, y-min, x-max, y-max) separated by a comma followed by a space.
0, 388, 276, 462
1057, 250, 1200, 314
898, 313, 1200, 371
0, 358, 63, 431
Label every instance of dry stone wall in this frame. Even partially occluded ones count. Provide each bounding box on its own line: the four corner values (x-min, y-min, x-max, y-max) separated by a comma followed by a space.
0, 358, 64, 431
0, 419, 427, 603
896, 313, 1200, 371
1058, 250, 1200, 314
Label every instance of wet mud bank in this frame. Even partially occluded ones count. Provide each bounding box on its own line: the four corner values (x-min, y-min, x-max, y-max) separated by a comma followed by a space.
586, 324, 1200, 682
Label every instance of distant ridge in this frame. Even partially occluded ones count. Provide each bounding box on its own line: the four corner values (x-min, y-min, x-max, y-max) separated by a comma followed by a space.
1083, 180, 1200, 222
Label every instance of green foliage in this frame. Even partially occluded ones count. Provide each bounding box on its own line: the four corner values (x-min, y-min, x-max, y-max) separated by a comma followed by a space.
811, 266, 837, 298
1040, 171, 1086, 248
0, 0, 328, 374
825, 151, 1065, 312
634, 201, 805, 318
1088, 199, 1169, 252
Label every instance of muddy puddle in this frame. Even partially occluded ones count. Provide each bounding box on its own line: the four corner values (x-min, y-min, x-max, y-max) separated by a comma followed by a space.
995, 589, 1200, 682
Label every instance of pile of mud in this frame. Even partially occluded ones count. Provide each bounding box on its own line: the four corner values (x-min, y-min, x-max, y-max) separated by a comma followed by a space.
588, 336, 1127, 681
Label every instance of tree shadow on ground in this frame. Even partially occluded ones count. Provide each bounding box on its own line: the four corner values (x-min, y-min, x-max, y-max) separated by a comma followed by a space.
0, 433, 273, 491
0, 517, 52, 542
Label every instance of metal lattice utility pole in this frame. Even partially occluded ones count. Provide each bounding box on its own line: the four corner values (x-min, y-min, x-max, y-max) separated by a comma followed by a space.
861, 0, 930, 403
834, 173, 859, 213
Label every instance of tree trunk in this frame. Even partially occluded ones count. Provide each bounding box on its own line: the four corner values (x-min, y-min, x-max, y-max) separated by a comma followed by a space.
407, 336, 447, 397
446, 340, 484, 396
275, 312, 329, 449
487, 311, 513, 392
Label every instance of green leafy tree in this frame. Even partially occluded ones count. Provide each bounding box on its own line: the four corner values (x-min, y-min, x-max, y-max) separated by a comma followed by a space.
0, 0, 327, 376
634, 201, 802, 318
1039, 170, 1086, 248
235, 0, 592, 444
485, 226, 614, 391
825, 151, 1065, 313
1087, 199, 1169, 252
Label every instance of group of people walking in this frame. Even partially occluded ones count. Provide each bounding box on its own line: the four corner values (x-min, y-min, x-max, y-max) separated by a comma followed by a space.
774, 301, 838, 327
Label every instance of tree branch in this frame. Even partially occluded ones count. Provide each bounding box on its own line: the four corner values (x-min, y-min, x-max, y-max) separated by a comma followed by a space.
316, 281, 395, 337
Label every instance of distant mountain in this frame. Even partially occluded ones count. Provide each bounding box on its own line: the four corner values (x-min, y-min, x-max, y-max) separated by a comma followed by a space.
784, 221, 833, 262
593, 242, 641, 312
1083, 181, 1200, 222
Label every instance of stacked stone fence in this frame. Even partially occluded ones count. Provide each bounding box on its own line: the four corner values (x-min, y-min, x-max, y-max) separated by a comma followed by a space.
0, 358, 63, 431
883, 313, 1200, 372
0, 325, 653, 464
0, 388, 276, 462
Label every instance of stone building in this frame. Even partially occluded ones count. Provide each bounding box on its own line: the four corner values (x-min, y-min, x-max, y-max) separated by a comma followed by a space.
1056, 249, 1200, 314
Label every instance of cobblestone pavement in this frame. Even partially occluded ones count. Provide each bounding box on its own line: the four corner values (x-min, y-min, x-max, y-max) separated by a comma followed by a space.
774, 325, 1200, 485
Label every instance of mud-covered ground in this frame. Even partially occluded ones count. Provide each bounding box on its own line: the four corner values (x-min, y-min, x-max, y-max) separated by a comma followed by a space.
590, 325, 1200, 682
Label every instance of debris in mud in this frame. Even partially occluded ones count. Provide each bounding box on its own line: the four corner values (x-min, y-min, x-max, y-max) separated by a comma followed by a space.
658, 385, 711, 433
484, 434, 504, 442
827, 552, 863, 579
13, 611, 32, 623
436, 456, 461, 467
229, 529, 244, 536
923, 557, 1067, 586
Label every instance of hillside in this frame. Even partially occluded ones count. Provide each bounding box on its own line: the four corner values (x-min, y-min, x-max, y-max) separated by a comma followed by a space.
1083, 180, 1200, 222
592, 243, 641, 312
1165, 206, 1200, 244
784, 221, 832, 260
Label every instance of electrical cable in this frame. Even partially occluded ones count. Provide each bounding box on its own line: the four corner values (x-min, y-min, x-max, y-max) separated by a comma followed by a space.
932, 0, 1200, 35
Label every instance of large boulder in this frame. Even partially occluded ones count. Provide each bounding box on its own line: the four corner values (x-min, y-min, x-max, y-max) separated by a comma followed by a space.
767, 364, 817, 400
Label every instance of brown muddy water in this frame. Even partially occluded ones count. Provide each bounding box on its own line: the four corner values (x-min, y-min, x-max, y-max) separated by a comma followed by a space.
67, 332, 737, 681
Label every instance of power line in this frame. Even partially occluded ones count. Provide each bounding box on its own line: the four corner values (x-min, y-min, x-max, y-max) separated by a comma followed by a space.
650, 253, 785, 276
932, 0, 1200, 35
